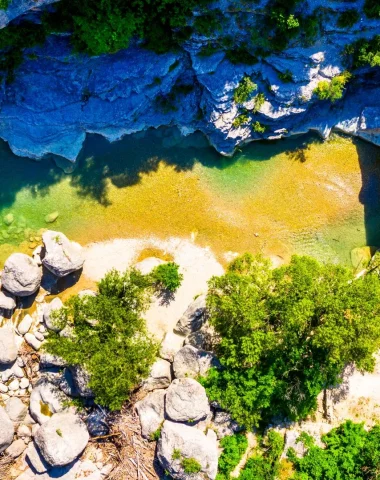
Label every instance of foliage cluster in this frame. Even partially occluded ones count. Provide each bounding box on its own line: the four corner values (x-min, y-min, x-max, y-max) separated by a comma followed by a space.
232, 114, 249, 128
45, 268, 159, 410
337, 9, 360, 29
150, 262, 183, 293
313, 71, 351, 102
202, 254, 380, 428
364, 0, 380, 19
238, 431, 284, 480
181, 457, 202, 474
233, 77, 257, 104
216, 433, 248, 480
278, 69, 293, 83
0, 0, 9, 10
252, 121, 266, 134
344, 35, 380, 68
289, 420, 380, 479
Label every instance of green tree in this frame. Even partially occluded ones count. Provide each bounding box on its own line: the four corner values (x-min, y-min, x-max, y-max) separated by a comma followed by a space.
202, 255, 380, 428
44, 268, 158, 410
313, 72, 351, 102
234, 77, 258, 104
217, 433, 248, 480
150, 262, 183, 292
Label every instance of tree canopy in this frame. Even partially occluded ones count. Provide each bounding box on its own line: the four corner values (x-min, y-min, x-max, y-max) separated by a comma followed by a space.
202, 255, 380, 428
44, 268, 159, 410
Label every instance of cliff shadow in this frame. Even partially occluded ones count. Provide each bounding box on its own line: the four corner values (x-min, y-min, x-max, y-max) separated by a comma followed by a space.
356, 138, 380, 248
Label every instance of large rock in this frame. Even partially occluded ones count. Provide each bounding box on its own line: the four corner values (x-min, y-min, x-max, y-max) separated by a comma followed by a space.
1, 253, 42, 297
35, 412, 89, 467
174, 295, 208, 336
160, 332, 184, 362
43, 297, 64, 332
185, 323, 216, 352
39, 353, 67, 369
5, 397, 28, 422
143, 359, 172, 391
0, 289, 16, 312
165, 378, 210, 423
0, 406, 14, 453
157, 420, 218, 480
41, 231, 84, 277
6, 438, 27, 458
69, 365, 94, 398
136, 389, 166, 440
0, 325, 18, 365
29, 381, 68, 424
173, 345, 219, 379
25, 441, 50, 474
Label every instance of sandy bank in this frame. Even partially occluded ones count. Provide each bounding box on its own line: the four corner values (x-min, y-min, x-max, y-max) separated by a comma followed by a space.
82, 237, 224, 338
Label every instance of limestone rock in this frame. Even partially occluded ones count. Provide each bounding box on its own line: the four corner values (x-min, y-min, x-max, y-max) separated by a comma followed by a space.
0, 289, 16, 312
29, 381, 68, 424
212, 411, 242, 439
1, 253, 42, 297
41, 231, 84, 277
17, 314, 33, 335
6, 438, 27, 458
135, 257, 165, 275
136, 389, 166, 439
185, 323, 216, 351
25, 441, 50, 474
24, 333, 42, 351
0, 326, 18, 365
35, 412, 89, 466
157, 420, 218, 480
160, 332, 184, 362
5, 397, 27, 422
165, 378, 210, 423
43, 297, 64, 332
143, 359, 172, 391
173, 345, 219, 379
0, 406, 14, 453
39, 353, 67, 369
69, 365, 94, 398
174, 295, 208, 336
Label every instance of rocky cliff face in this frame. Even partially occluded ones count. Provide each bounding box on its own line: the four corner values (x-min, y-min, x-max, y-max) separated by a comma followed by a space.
0, 0, 379, 162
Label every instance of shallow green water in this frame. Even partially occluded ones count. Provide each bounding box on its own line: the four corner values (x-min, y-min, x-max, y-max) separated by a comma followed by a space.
0, 128, 379, 267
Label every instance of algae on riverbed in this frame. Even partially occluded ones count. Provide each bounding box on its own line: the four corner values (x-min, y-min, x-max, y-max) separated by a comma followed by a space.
0, 129, 378, 267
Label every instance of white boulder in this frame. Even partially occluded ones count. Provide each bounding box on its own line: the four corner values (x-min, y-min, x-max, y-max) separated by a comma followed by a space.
173, 345, 218, 379
29, 381, 68, 424
174, 295, 208, 336
43, 297, 64, 332
143, 359, 172, 391
135, 389, 166, 440
1, 253, 42, 297
0, 325, 18, 365
165, 378, 210, 423
0, 406, 14, 453
5, 397, 27, 422
41, 231, 84, 277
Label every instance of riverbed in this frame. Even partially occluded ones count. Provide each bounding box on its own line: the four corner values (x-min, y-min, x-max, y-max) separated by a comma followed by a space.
0, 128, 379, 268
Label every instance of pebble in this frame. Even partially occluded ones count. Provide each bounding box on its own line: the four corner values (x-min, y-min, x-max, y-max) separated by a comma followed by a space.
2, 369, 13, 382
12, 365, 25, 378
38, 325, 46, 333
16, 357, 25, 367
1, 393, 10, 401
19, 378, 29, 389
8, 379, 20, 391
19, 388, 27, 395
0, 383, 8, 393
24, 333, 42, 351
18, 314, 33, 335
34, 331, 45, 342
17, 424, 32, 438
31, 424, 40, 437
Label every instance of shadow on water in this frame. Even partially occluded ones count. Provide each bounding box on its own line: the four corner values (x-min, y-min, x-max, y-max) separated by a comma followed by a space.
0, 126, 321, 209
356, 138, 380, 248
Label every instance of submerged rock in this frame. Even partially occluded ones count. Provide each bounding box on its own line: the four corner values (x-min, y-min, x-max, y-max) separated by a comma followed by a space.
44, 211, 59, 224
1, 253, 42, 297
41, 231, 84, 277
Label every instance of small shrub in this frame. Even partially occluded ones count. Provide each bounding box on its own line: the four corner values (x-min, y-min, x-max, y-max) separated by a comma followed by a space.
194, 10, 222, 36
278, 69, 293, 83
234, 77, 257, 104
226, 48, 258, 65
172, 448, 182, 460
253, 93, 265, 113
337, 9, 360, 28
216, 433, 248, 480
364, 0, 380, 19
344, 35, 380, 68
149, 426, 162, 441
151, 262, 183, 293
232, 114, 250, 128
313, 71, 351, 102
0, 0, 9, 9
252, 121, 266, 133
169, 59, 180, 72
181, 457, 202, 474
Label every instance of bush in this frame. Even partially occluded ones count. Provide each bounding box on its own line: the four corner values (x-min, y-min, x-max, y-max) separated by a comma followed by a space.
202, 254, 380, 428
151, 262, 183, 292
344, 35, 380, 68
0, 0, 9, 9
278, 69, 293, 83
44, 269, 159, 410
181, 457, 202, 474
232, 114, 250, 128
288, 421, 380, 479
226, 48, 258, 65
234, 77, 257, 104
217, 433, 248, 480
253, 93, 265, 113
337, 9, 360, 29
252, 121, 266, 133
364, 0, 380, 19
313, 71, 351, 102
